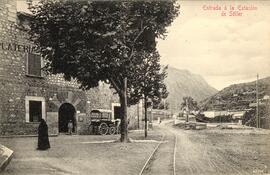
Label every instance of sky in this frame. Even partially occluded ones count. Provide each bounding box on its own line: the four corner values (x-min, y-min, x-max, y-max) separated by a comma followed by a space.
17, 1, 270, 90
157, 1, 270, 90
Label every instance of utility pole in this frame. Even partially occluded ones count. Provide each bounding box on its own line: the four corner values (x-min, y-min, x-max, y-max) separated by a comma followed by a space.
26, 0, 33, 9
163, 99, 166, 110
144, 97, 148, 138
150, 103, 153, 129
137, 102, 140, 129
256, 74, 259, 128
186, 98, 189, 122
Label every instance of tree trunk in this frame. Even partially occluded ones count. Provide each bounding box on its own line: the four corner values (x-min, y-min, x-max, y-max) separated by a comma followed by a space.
144, 96, 148, 138
119, 78, 129, 142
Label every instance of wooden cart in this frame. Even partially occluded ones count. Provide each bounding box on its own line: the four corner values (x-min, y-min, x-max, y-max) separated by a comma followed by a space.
88, 109, 120, 135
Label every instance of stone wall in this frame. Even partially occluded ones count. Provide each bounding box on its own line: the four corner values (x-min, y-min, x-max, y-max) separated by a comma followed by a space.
86, 82, 118, 112
0, 0, 88, 135
128, 104, 141, 130
0, 0, 16, 23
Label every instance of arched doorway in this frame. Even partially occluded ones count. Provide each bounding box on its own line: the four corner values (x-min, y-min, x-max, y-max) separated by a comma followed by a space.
58, 103, 76, 133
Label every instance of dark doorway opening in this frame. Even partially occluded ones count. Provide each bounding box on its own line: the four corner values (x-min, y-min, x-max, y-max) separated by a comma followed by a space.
58, 103, 76, 133
114, 106, 121, 119
29, 101, 42, 122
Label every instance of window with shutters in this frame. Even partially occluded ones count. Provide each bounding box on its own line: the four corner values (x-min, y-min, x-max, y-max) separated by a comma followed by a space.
26, 53, 43, 77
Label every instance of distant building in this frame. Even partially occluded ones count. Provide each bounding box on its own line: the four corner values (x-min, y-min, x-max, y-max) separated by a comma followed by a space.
202, 110, 245, 124
227, 111, 246, 119
263, 95, 270, 100
147, 109, 172, 121
203, 111, 227, 118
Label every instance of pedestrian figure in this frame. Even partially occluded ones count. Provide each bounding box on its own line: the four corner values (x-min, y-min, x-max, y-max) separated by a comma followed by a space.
68, 120, 73, 135
158, 117, 161, 124
128, 118, 130, 126
37, 119, 50, 150
115, 119, 121, 134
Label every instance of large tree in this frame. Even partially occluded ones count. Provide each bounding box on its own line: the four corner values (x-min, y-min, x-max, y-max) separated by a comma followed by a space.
29, 0, 179, 142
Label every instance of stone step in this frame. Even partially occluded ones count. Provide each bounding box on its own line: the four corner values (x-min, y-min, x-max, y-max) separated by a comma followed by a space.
0, 144, 13, 172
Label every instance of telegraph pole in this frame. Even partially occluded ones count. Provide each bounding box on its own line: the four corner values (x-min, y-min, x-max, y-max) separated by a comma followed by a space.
256, 74, 259, 128
137, 102, 140, 129
144, 97, 148, 138
26, 0, 33, 9
186, 98, 189, 122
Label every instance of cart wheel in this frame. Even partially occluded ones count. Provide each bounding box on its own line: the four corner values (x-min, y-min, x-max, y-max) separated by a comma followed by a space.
109, 127, 116, 135
99, 123, 108, 135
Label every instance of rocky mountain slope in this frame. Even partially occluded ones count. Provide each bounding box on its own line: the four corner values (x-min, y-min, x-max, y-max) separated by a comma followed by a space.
164, 67, 217, 112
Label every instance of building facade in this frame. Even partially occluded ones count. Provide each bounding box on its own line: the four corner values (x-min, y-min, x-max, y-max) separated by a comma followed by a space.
0, 0, 89, 135
0, 0, 144, 136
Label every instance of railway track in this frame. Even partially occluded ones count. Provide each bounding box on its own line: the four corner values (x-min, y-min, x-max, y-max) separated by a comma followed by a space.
173, 134, 177, 175
139, 125, 178, 175
138, 133, 165, 175
140, 121, 256, 175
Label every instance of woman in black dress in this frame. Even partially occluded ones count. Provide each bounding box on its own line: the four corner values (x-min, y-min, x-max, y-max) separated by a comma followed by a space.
37, 119, 50, 150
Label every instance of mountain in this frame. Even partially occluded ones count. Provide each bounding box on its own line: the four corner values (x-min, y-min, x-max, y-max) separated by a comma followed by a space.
201, 76, 270, 111
164, 67, 217, 112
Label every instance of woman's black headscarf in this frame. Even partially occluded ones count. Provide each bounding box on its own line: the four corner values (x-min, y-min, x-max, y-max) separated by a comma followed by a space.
37, 118, 50, 150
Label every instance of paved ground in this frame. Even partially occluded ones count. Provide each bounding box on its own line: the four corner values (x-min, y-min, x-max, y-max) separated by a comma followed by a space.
0, 131, 163, 175
144, 121, 270, 175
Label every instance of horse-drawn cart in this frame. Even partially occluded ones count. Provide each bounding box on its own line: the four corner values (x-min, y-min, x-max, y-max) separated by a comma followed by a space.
88, 109, 120, 135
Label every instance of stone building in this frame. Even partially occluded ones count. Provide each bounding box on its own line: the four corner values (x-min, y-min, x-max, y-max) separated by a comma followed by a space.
0, 0, 144, 136
0, 0, 88, 135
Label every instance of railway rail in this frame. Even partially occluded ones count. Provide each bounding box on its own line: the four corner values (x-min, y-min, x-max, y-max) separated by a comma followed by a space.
139, 126, 178, 175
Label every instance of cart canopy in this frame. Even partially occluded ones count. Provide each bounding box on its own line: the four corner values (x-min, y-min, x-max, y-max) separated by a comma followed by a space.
90, 109, 112, 113
90, 109, 113, 121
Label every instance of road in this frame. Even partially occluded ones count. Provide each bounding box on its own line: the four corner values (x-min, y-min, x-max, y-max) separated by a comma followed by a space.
1, 122, 270, 175
143, 121, 270, 175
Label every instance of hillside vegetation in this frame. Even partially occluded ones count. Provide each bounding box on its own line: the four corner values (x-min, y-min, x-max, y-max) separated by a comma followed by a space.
201, 77, 270, 111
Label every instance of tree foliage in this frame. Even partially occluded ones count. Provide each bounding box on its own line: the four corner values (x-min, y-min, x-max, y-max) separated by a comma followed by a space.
129, 51, 168, 105
153, 100, 169, 110
30, 1, 179, 96
29, 0, 179, 141
181, 96, 199, 111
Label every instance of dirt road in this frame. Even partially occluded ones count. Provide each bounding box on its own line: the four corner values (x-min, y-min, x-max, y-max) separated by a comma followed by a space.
174, 129, 249, 175
144, 121, 270, 175
2, 122, 270, 175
